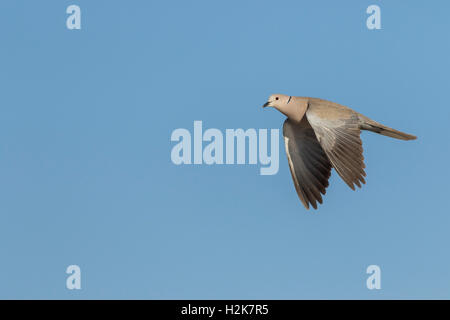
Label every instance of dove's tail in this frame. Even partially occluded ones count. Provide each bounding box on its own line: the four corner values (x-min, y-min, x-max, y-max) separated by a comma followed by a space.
359, 115, 417, 141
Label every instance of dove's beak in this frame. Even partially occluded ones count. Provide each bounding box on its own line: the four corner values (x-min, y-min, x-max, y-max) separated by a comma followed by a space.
262, 101, 271, 108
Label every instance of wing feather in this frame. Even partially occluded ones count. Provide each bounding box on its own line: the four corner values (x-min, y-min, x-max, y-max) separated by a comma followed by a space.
283, 119, 332, 210
306, 100, 367, 190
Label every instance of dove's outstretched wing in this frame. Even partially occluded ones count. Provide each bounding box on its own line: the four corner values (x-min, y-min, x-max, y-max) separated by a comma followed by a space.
305, 99, 367, 190
283, 118, 332, 209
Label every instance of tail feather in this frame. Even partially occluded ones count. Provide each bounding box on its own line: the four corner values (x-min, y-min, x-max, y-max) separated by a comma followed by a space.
359, 116, 417, 141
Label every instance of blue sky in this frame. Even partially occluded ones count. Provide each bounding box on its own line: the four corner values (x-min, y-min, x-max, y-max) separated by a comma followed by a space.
0, 0, 449, 299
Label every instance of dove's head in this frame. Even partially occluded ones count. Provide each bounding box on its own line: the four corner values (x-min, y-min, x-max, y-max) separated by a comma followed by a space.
263, 93, 305, 123
262, 94, 290, 108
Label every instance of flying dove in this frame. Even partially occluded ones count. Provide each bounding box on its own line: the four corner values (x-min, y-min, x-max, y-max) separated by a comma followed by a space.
263, 94, 416, 209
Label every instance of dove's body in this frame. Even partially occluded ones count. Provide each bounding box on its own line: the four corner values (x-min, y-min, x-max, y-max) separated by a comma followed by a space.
263, 94, 416, 210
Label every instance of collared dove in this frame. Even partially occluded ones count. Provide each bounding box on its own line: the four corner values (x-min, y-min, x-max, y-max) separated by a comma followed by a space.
263, 94, 416, 210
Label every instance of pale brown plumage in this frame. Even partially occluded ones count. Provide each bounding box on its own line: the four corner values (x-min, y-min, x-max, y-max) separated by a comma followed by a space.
263, 94, 416, 210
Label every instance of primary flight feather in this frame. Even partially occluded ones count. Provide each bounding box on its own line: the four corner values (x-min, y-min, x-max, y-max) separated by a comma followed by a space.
263, 94, 416, 210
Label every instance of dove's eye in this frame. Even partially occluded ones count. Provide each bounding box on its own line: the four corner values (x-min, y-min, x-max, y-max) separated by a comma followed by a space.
275, 97, 279, 100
